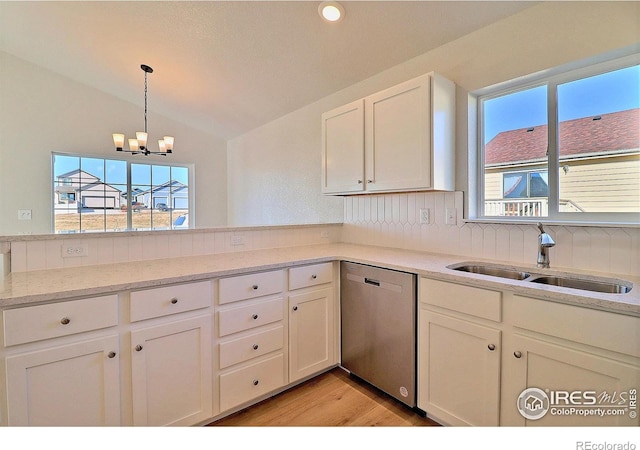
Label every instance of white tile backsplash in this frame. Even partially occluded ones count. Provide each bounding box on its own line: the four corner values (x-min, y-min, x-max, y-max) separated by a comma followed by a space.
8, 225, 342, 273
342, 192, 640, 277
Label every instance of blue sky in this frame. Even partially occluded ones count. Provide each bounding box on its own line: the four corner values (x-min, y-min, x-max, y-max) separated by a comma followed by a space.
53, 154, 188, 190
484, 64, 640, 143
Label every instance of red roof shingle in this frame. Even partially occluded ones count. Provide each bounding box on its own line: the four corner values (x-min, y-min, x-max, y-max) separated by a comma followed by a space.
485, 108, 640, 166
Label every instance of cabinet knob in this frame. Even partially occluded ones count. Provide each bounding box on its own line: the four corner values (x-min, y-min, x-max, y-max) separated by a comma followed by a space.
135, 345, 143, 352
292, 306, 298, 311
357, 180, 363, 184
107, 351, 117, 359
367, 179, 374, 184
60, 317, 71, 325
170, 297, 178, 304
514, 351, 523, 359
253, 344, 259, 350
252, 314, 259, 320
488, 344, 496, 351
253, 379, 259, 386
252, 285, 259, 290
311, 274, 317, 279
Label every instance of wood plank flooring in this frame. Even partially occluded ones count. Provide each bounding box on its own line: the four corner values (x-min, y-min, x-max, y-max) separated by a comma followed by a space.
208, 367, 439, 427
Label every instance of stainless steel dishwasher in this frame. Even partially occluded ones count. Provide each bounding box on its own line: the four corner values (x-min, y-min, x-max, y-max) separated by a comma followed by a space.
340, 261, 417, 408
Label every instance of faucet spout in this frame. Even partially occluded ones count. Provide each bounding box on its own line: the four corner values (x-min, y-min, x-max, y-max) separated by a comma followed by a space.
536, 222, 555, 268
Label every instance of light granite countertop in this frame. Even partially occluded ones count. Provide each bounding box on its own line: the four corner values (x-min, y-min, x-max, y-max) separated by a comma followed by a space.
0, 243, 638, 316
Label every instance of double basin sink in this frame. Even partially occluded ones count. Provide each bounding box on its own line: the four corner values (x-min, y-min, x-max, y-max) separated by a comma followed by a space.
448, 263, 632, 294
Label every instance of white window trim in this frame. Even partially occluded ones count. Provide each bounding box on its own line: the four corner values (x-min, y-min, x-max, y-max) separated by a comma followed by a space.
469, 48, 640, 227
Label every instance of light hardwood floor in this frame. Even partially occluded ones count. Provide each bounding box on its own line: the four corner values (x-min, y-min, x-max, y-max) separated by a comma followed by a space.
209, 367, 439, 427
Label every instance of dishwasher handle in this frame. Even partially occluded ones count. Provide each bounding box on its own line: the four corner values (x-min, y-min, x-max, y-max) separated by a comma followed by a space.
364, 278, 380, 287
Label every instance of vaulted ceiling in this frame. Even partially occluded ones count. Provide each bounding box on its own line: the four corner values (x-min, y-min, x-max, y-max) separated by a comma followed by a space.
0, 1, 537, 139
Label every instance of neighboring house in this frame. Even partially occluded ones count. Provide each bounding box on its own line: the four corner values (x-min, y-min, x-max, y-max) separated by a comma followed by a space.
54, 169, 122, 209
136, 180, 189, 210
484, 108, 640, 216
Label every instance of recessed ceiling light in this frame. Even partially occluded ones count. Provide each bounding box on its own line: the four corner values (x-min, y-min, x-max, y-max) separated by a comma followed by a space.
318, 1, 345, 23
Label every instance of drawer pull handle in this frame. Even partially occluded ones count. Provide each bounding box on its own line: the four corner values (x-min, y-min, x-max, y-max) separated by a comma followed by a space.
311, 274, 317, 279
60, 317, 71, 325
487, 344, 496, 351
253, 344, 259, 350
252, 285, 259, 290
514, 351, 523, 359
170, 297, 178, 304
107, 351, 117, 359
253, 379, 259, 386
252, 314, 259, 320
292, 306, 298, 311
135, 345, 143, 352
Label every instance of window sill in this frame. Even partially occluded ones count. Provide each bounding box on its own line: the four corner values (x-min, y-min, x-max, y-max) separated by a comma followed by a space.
464, 218, 640, 229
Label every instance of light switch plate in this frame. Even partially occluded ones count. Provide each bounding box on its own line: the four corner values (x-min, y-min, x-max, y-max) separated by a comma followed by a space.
446, 208, 457, 225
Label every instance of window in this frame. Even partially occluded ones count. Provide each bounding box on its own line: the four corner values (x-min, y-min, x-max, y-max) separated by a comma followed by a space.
476, 52, 640, 223
52, 153, 192, 233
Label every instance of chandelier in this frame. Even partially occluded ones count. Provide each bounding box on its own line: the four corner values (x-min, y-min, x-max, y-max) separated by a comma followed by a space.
112, 64, 174, 156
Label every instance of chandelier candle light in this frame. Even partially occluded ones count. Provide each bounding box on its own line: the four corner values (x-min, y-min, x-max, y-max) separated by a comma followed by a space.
112, 64, 174, 156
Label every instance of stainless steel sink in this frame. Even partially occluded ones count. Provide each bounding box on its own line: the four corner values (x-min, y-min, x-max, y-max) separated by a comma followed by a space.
449, 264, 530, 281
448, 262, 633, 294
528, 275, 632, 294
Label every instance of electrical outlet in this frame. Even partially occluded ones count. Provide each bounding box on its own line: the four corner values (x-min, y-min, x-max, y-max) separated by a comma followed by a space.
61, 242, 88, 258
445, 208, 457, 225
419, 208, 430, 224
230, 235, 244, 246
18, 209, 32, 220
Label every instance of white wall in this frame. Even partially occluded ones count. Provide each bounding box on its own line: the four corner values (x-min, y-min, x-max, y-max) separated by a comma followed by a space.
226, 2, 640, 277
227, 2, 640, 226
0, 52, 228, 236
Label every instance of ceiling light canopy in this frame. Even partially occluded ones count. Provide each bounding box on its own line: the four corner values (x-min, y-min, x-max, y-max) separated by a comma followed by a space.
318, 1, 344, 23
112, 64, 174, 156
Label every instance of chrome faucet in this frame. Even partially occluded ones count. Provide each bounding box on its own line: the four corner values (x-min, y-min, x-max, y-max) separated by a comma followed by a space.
536, 222, 555, 268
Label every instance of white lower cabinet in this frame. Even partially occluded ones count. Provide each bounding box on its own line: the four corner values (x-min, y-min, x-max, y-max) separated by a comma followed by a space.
6, 335, 121, 426
418, 310, 501, 426
130, 315, 212, 426
501, 333, 639, 426
219, 353, 285, 412
418, 277, 640, 427
289, 287, 335, 383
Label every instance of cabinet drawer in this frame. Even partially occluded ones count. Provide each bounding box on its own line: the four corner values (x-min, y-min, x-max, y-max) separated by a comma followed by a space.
288, 262, 333, 290
509, 295, 640, 358
420, 278, 502, 322
219, 353, 285, 412
219, 326, 284, 369
130, 281, 212, 322
3, 295, 118, 346
218, 298, 284, 337
219, 270, 284, 305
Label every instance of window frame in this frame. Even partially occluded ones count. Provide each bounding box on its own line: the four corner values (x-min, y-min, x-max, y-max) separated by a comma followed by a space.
51, 152, 194, 234
473, 50, 640, 225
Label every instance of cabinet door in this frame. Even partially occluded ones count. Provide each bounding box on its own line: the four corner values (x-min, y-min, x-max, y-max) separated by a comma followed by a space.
502, 334, 640, 427
131, 315, 212, 426
289, 288, 335, 382
6, 335, 121, 426
365, 74, 431, 192
321, 99, 365, 194
418, 310, 501, 426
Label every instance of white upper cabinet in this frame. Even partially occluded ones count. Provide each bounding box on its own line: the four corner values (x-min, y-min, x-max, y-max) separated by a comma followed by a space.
321, 72, 455, 195
321, 99, 365, 194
